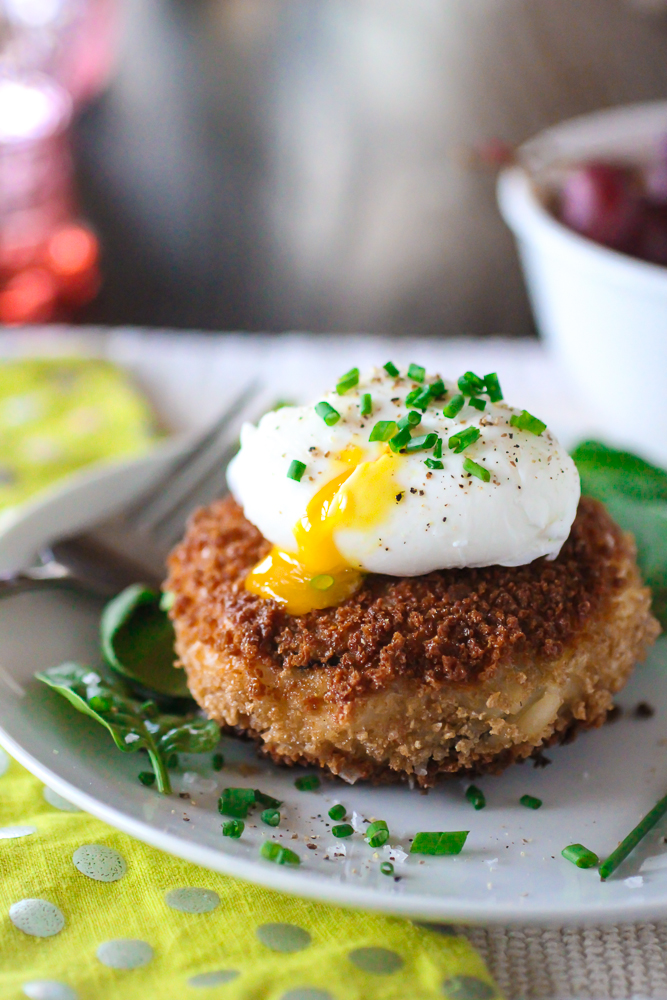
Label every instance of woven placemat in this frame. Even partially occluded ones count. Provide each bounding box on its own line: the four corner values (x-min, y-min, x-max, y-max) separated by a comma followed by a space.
459, 923, 667, 999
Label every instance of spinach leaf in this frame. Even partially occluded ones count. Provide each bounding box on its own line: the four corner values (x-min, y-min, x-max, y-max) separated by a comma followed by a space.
572, 441, 667, 625
36, 662, 219, 794
101, 584, 190, 700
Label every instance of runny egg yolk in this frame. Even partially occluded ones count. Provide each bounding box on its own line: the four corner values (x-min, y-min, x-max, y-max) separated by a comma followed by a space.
245, 445, 398, 614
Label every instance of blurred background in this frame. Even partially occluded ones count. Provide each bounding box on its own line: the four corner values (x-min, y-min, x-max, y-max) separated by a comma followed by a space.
3, 0, 667, 335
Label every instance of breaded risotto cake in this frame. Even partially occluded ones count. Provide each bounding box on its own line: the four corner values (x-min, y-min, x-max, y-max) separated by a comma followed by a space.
166, 365, 659, 785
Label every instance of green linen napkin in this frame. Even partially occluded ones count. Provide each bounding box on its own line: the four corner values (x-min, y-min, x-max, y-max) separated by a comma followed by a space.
0, 751, 498, 1000
0, 357, 159, 511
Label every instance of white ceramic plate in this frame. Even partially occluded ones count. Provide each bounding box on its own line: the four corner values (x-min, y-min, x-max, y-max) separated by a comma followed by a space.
2, 456, 667, 926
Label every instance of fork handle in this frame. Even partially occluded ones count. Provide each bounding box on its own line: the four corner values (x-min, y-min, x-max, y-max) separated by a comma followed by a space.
0, 559, 75, 599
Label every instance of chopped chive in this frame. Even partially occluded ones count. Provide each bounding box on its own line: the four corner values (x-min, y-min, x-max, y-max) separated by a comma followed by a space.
332, 823, 354, 838
448, 426, 480, 453
520, 794, 542, 810
463, 457, 490, 482
457, 371, 485, 396
222, 819, 244, 838
166, 753, 178, 769
599, 792, 667, 880
411, 831, 469, 856
336, 367, 359, 394
254, 789, 283, 809
311, 574, 334, 591
380, 861, 394, 876
384, 361, 399, 377
261, 841, 300, 865
405, 432, 438, 453
443, 394, 465, 419
138, 771, 155, 787
366, 820, 389, 848
405, 388, 422, 407
360, 393, 372, 417
397, 410, 422, 431
425, 459, 444, 470
328, 804, 346, 821
408, 363, 425, 383
388, 427, 412, 453
484, 372, 503, 402
465, 785, 486, 810
562, 843, 599, 869
295, 774, 320, 791
261, 808, 281, 827
469, 397, 486, 411
160, 590, 175, 611
218, 787, 256, 818
510, 410, 546, 436
433, 437, 442, 459
287, 460, 306, 482
406, 386, 431, 410
369, 420, 398, 443
315, 401, 341, 426
429, 378, 446, 399
211, 752, 224, 771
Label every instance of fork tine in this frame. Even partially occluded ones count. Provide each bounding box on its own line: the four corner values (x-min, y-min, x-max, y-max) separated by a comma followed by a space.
122, 380, 259, 527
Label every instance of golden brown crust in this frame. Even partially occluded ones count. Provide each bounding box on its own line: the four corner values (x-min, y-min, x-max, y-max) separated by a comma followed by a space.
166, 495, 660, 785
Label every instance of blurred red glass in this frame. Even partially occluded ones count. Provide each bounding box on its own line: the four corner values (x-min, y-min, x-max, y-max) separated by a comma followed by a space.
0, 72, 101, 325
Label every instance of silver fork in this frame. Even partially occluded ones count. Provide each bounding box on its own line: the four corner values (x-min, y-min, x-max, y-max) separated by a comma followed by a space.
0, 382, 261, 600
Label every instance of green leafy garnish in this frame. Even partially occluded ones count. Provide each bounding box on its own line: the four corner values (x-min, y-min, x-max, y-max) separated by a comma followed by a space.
410, 831, 468, 855
261, 841, 300, 865
449, 427, 480, 454
520, 794, 542, 810
295, 774, 320, 791
369, 420, 398, 443
101, 584, 189, 699
336, 368, 359, 394
562, 844, 598, 869
219, 787, 256, 818
365, 820, 389, 848
315, 401, 340, 426
287, 459, 306, 481
463, 457, 490, 482
510, 410, 546, 436
36, 663, 220, 794
407, 363, 425, 382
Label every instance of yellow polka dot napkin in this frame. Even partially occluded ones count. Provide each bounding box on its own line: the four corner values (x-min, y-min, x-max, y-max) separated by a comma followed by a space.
0, 753, 499, 1000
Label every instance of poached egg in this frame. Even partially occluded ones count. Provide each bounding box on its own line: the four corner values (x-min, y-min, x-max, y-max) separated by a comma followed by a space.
227, 365, 580, 615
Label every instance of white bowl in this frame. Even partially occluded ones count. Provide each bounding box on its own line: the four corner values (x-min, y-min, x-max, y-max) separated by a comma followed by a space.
498, 102, 667, 467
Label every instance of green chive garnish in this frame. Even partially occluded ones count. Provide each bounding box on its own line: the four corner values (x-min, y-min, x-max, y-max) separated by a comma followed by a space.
166, 753, 178, 769
369, 420, 398, 442
261, 808, 281, 827
408, 363, 425, 382
448, 427, 480, 453
429, 378, 446, 399
222, 819, 244, 838
463, 457, 490, 482
433, 437, 442, 459
328, 804, 346, 821
520, 794, 542, 810
254, 789, 283, 809
315, 401, 341, 426
458, 371, 485, 396
425, 459, 444, 470
287, 460, 306, 482
211, 752, 224, 771
599, 792, 667, 880
465, 785, 486, 810
562, 844, 599, 869
336, 367, 359, 394
510, 410, 546, 436
443, 394, 464, 419
469, 397, 486, 411
484, 372, 503, 402
397, 410, 421, 431
410, 831, 469, 856
332, 823, 354, 838
388, 427, 412, 453
261, 841, 300, 865
405, 388, 422, 407
160, 590, 175, 611
380, 861, 394, 876
311, 574, 334, 591
219, 787, 256, 818
405, 432, 438, 453
366, 820, 390, 848
295, 774, 320, 791
360, 393, 372, 417
138, 771, 155, 787
384, 361, 399, 377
